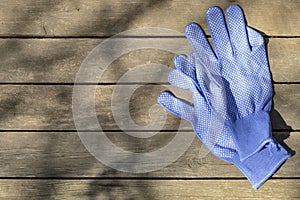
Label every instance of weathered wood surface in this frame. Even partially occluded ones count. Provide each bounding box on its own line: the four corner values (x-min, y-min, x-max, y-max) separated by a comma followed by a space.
0, 85, 298, 130
0, 131, 298, 178
0, 0, 298, 198
0, 179, 299, 199
0, 38, 299, 83
0, 0, 299, 37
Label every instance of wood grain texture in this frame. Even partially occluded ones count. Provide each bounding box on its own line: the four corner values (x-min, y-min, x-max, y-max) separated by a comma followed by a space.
0, 0, 299, 37
0, 131, 297, 178
0, 38, 299, 83
0, 179, 299, 199
0, 85, 298, 130
0, 0, 298, 199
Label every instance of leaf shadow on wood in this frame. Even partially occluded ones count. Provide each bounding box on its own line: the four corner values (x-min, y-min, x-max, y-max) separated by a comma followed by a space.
27, 0, 168, 199
0, 1, 77, 83
1, 2, 294, 198
80, 0, 169, 36
0, 39, 79, 83
0, 91, 24, 123
86, 171, 157, 200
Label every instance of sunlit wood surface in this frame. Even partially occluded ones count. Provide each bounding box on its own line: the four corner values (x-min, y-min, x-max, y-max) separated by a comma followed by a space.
0, 0, 299, 199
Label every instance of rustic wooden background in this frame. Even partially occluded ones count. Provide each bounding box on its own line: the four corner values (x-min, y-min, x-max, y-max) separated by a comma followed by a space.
0, 0, 299, 199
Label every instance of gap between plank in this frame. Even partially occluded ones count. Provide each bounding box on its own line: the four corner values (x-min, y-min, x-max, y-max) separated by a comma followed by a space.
0, 82, 299, 85
0, 129, 298, 133
0, 35, 299, 39
0, 177, 299, 180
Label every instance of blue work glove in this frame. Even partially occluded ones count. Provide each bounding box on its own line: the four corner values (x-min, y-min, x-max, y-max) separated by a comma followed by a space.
158, 5, 291, 189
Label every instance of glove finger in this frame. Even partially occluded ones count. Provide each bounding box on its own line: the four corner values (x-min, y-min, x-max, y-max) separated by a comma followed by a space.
168, 69, 199, 92
246, 26, 270, 76
174, 53, 225, 110
158, 91, 195, 122
188, 52, 217, 102
246, 26, 264, 50
184, 22, 217, 61
173, 55, 210, 101
174, 54, 197, 81
206, 6, 233, 59
225, 5, 251, 54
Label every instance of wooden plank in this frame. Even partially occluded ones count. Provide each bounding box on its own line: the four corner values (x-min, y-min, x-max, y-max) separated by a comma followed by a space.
0, 131, 298, 177
0, 0, 299, 37
0, 38, 299, 83
0, 179, 299, 199
0, 85, 298, 130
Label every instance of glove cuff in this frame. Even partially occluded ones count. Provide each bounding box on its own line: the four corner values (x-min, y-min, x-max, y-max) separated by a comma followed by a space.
228, 111, 272, 161
232, 138, 291, 190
